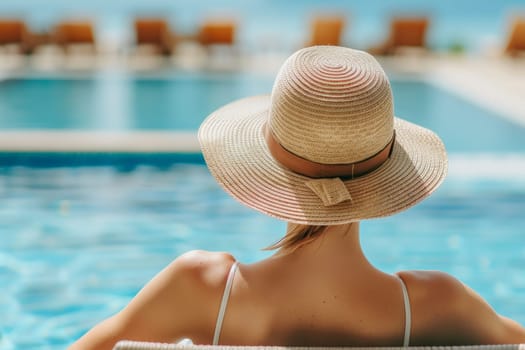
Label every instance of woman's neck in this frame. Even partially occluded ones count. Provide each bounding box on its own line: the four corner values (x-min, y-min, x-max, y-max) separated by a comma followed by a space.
272, 222, 380, 275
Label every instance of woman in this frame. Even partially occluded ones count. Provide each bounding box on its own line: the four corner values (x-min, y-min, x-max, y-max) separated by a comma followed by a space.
70, 46, 525, 349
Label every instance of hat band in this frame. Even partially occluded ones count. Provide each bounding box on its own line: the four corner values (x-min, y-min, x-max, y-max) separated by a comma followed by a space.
265, 125, 395, 179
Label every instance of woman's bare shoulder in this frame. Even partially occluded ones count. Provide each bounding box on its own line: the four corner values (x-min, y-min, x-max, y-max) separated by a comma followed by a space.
396, 270, 525, 344
396, 270, 463, 302
129, 249, 236, 310
136, 250, 236, 342
139, 249, 237, 323
171, 250, 237, 287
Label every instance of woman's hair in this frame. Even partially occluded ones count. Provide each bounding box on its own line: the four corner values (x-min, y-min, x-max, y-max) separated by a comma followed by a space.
265, 224, 327, 251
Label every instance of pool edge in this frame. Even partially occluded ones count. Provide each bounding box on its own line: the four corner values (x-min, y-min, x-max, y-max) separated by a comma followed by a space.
0, 131, 201, 152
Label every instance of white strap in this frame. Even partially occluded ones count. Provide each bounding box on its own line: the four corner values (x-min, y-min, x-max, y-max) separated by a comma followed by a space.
212, 261, 239, 345
397, 275, 412, 347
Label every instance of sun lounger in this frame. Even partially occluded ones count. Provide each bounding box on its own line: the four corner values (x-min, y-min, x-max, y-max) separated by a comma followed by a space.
0, 19, 37, 54
368, 16, 429, 55
134, 18, 176, 55
113, 341, 525, 350
307, 15, 346, 47
53, 20, 96, 53
504, 17, 525, 56
197, 20, 236, 46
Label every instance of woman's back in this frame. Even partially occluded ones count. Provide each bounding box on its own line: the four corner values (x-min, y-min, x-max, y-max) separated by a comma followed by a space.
205, 224, 429, 346
219, 255, 409, 346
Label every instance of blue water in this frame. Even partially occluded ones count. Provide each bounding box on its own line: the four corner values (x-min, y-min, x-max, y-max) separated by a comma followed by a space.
0, 73, 273, 132
0, 161, 524, 349
1, 76, 525, 154
0, 0, 523, 51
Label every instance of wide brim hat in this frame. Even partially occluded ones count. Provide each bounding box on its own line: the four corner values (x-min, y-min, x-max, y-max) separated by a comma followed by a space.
199, 46, 447, 225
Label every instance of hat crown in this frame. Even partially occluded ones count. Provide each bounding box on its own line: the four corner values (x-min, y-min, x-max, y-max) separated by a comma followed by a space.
268, 46, 394, 164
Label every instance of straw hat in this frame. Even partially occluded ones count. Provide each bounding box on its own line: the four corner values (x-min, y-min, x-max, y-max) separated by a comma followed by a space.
199, 46, 447, 225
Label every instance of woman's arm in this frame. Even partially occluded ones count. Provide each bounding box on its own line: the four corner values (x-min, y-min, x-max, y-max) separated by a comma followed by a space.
68, 250, 235, 350
458, 280, 525, 343
401, 271, 525, 344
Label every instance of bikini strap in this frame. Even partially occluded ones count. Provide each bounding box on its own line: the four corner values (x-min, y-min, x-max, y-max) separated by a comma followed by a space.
396, 274, 412, 347
212, 261, 239, 345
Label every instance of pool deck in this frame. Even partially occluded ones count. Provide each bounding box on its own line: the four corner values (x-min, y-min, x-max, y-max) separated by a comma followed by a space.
380, 53, 525, 128
0, 49, 524, 153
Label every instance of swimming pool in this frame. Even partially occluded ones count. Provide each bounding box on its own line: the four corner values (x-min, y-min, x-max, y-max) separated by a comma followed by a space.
1, 73, 525, 349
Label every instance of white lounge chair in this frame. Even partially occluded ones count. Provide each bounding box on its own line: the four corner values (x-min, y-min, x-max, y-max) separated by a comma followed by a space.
113, 341, 525, 350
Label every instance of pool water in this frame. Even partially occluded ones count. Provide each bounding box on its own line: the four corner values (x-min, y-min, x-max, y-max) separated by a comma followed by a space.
0, 161, 525, 349
0, 73, 274, 131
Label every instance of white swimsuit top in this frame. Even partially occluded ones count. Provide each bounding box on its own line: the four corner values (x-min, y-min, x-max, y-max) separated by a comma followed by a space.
212, 262, 412, 347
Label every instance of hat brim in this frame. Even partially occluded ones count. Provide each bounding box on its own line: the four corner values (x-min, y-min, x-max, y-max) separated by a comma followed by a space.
199, 95, 447, 225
